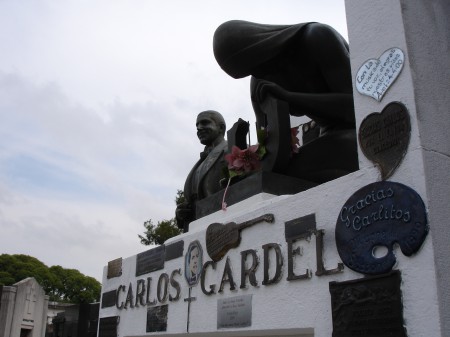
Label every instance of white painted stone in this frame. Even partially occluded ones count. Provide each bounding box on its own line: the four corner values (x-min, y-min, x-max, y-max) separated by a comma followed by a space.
100, 1, 449, 336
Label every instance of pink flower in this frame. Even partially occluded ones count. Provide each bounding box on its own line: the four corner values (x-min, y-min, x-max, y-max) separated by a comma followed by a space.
291, 126, 300, 154
225, 145, 261, 175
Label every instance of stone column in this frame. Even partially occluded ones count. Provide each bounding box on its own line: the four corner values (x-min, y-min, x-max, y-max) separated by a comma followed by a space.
0, 286, 17, 337
345, 1, 450, 336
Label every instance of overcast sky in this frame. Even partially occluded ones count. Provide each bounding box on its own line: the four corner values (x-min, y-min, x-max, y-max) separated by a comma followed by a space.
0, 0, 348, 282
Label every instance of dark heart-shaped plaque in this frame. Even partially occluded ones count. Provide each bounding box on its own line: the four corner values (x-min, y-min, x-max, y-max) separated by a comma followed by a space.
335, 181, 428, 275
359, 102, 411, 180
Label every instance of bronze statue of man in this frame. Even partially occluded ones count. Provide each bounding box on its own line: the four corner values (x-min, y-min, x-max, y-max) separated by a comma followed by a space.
213, 21, 358, 183
176, 110, 227, 232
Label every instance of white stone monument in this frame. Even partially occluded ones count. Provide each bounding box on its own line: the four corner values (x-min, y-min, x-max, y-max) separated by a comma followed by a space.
99, 1, 450, 336
0, 278, 49, 337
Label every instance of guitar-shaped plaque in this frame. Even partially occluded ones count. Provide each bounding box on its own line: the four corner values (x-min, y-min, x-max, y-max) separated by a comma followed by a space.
206, 213, 275, 262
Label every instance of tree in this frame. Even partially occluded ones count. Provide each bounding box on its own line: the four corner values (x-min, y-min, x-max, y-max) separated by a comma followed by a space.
0, 254, 101, 303
138, 189, 184, 246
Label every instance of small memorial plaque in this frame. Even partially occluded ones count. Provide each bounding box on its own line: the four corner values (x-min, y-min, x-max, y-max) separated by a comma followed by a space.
136, 246, 165, 276
146, 305, 168, 333
165, 240, 184, 261
359, 102, 411, 179
356, 47, 404, 101
329, 271, 406, 337
98, 316, 119, 337
107, 258, 122, 279
101, 289, 116, 308
336, 181, 428, 275
217, 294, 252, 329
285, 213, 316, 240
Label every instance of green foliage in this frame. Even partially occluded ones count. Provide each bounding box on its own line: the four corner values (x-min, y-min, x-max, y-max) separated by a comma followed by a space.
138, 218, 182, 246
0, 254, 100, 303
138, 189, 184, 246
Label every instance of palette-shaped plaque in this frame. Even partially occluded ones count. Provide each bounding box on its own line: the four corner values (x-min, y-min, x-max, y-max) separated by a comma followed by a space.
329, 271, 406, 337
336, 181, 428, 275
359, 102, 411, 179
356, 47, 404, 101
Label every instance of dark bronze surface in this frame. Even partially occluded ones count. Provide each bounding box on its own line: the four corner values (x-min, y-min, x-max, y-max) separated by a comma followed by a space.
98, 316, 119, 337
285, 213, 316, 240
107, 257, 122, 279
206, 213, 274, 262
165, 240, 184, 261
136, 246, 165, 276
359, 102, 411, 179
101, 289, 116, 308
197, 171, 317, 219
329, 271, 406, 337
146, 305, 168, 333
336, 181, 428, 275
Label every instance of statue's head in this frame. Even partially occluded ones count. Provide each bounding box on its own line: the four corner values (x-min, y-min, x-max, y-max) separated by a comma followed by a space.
196, 110, 226, 146
213, 20, 295, 79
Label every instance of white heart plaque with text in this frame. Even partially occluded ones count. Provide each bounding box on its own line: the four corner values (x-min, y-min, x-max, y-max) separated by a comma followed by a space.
355, 47, 404, 101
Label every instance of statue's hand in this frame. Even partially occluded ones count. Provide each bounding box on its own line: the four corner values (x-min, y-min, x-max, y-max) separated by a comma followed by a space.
252, 79, 288, 103
175, 202, 193, 224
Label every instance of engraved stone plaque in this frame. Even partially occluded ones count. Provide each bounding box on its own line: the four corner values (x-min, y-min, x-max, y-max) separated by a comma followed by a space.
329, 271, 406, 337
359, 102, 411, 179
165, 240, 184, 261
356, 47, 404, 101
107, 257, 122, 279
146, 305, 168, 332
336, 181, 428, 275
101, 289, 116, 308
136, 246, 165, 276
285, 213, 316, 240
217, 295, 252, 329
98, 316, 119, 337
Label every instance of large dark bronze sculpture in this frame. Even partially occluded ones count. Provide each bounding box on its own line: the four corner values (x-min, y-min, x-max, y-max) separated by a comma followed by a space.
176, 110, 228, 232
213, 21, 358, 182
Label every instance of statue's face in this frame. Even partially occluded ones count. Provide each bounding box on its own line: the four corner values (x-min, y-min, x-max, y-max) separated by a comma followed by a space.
196, 115, 222, 146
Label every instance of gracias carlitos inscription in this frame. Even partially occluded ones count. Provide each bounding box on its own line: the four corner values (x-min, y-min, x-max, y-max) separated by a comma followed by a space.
336, 181, 428, 275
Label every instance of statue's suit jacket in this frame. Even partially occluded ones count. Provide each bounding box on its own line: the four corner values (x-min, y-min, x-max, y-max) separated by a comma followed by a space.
184, 140, 228, 205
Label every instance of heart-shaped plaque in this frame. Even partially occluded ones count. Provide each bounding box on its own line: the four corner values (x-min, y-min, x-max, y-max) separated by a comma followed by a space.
356, 47, 404, 101
359, 102, 411, 179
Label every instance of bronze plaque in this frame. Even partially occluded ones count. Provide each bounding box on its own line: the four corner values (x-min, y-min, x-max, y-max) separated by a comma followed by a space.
107, 257, 122, 279
329, 271, 406, 337
206, 214, 274, 262
285, 213, 316, 240
136, 246, 165, 276
359, 102, 411, 179
165, 240, 184, 261
146, 305, 168, 332
98, 316, 119, 337
336, 181, 428, 275
101, 289, 116, 308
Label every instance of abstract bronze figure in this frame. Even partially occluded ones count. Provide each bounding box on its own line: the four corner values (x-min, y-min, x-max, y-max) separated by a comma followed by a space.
214, 21, 358, 182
